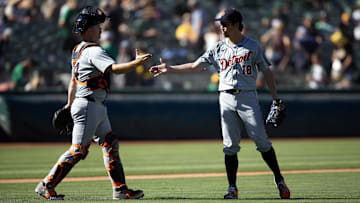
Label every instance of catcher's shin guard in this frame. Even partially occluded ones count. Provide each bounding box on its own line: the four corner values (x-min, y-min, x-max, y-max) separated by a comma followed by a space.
101, 133, 126, 188
43, 143, 90, 188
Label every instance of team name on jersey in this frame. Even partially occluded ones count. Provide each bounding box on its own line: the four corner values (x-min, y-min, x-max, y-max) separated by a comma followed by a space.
220, 51, 253, 72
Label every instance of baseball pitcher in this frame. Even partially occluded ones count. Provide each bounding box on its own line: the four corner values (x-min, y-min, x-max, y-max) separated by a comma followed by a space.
149, 8, 290, 199
35, 6, 151, 200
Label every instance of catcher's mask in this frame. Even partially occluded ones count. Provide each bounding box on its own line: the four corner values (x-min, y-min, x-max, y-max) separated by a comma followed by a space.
73, 6, 108, 33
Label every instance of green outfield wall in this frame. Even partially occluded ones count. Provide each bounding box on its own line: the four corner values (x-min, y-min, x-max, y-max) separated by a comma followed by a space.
0, 90, 359, 142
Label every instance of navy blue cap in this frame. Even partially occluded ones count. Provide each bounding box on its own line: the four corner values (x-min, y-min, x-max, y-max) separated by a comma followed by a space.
215, 8, 242, 23
73, 6, 108, 33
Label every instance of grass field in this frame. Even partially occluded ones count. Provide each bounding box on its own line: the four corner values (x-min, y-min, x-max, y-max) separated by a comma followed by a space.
0, 138, 360, 202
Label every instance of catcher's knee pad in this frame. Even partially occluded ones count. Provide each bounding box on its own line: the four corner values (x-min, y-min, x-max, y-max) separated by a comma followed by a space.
102, 133, 125, 186
69, 143, 91, 160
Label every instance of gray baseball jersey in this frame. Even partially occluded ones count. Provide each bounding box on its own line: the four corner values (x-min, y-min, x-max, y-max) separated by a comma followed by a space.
195, 37, 271, 91
72, 41, 115, 101
195, 37, 272, 154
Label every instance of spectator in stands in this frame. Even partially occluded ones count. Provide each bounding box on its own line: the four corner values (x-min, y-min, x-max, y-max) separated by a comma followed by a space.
208, 72, 219, 92
330, 13, 356, 89
58, 0, 80, 52
203, 22, 221, 50
112, 41, 132, 89
0, 27, 11, 74
17, 0, 40, 23
10, 57, 38, 90
352, 1, 360, 23
293, 14, 322, 72
41, 0, 58, 21
187, 0, 205, 51
271, 0, 291, 29
4, 0, 38, 24
100, 30, 118, 60
173, 0, 189, 22
261, 18, 291, 72
306, 53, 327, 89
131, 3, 160, 43
4, 0, 21, 23
315, 11, 335, 39
175, 12, 196, 47
120, 0, 141, 19
138, 0, 162, 19
99, 0, 123, 44
353, 21, 360, 40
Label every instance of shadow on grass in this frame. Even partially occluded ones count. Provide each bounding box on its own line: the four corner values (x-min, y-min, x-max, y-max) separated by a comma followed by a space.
50, 196, 360, 201
289, 197, 360, 200
144, 197, 360, 201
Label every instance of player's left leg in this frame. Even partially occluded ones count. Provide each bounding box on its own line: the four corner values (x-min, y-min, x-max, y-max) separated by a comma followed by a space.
261, 147, 282, 183
236, 91, 290, 199
95, 109, 144, 200
261, 147, 290, 199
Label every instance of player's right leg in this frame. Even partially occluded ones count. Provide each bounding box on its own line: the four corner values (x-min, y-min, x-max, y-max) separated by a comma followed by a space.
219, 92, 242, 199
35, 143, 90, 200
35, 98, 96, 200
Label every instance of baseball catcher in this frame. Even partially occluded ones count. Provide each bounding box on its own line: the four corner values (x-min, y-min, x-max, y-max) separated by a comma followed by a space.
266, 99, 286, 127
35, 6, 151, 200
52, 107, 73, 136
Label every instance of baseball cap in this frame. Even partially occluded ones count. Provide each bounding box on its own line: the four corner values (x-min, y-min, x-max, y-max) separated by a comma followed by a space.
215, 8, 242, 23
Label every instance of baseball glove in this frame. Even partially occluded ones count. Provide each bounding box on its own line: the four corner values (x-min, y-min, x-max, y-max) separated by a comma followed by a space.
265, 99, 285, 127
52, 107, 73, 136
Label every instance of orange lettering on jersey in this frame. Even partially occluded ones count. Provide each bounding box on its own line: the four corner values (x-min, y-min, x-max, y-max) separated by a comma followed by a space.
220, 51, 252, 72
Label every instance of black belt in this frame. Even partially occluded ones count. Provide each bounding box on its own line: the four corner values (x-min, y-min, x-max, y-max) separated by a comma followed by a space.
84, 96, 105, 104
221, 89, 241, 95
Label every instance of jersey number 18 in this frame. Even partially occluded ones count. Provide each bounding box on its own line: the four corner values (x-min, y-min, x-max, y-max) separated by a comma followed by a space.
241, 65, 252, 75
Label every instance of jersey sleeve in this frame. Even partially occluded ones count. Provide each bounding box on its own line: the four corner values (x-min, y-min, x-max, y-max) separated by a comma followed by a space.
255, 42, 271, 72
194, 46, 216, 69
88, 46, 115, 73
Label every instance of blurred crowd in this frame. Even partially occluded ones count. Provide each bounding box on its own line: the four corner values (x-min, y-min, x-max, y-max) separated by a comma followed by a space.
0, 0, 360, 92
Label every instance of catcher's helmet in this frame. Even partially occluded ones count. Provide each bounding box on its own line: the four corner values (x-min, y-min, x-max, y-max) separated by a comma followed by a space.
73, 6, 107, 33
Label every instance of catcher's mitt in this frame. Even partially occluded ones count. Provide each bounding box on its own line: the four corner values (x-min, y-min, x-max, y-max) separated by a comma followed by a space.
52, 107, 73, 136
265, 99, 285, 127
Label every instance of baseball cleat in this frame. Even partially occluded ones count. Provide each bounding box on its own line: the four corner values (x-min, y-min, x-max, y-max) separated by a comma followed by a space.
35, 181, 65, 200
275, 179, 290, 199
113, 185, 144, 200
224, 186, 238, 199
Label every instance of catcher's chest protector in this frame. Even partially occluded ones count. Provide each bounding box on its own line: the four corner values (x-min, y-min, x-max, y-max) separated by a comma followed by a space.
72, 43, 110, 92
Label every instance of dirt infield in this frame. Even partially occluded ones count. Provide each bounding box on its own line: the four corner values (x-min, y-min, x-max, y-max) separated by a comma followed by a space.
1, 168, 359, 184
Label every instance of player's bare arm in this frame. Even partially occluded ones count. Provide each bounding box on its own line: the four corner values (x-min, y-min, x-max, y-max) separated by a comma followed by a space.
149, 59, 204, 77
64, 76, 77, 109
263, 69, 279, 100
109, 49, 152, 74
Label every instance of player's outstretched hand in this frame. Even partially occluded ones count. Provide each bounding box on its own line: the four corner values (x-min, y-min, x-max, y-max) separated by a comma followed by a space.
149, 58, 168, 77
135, 49, 152, 65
